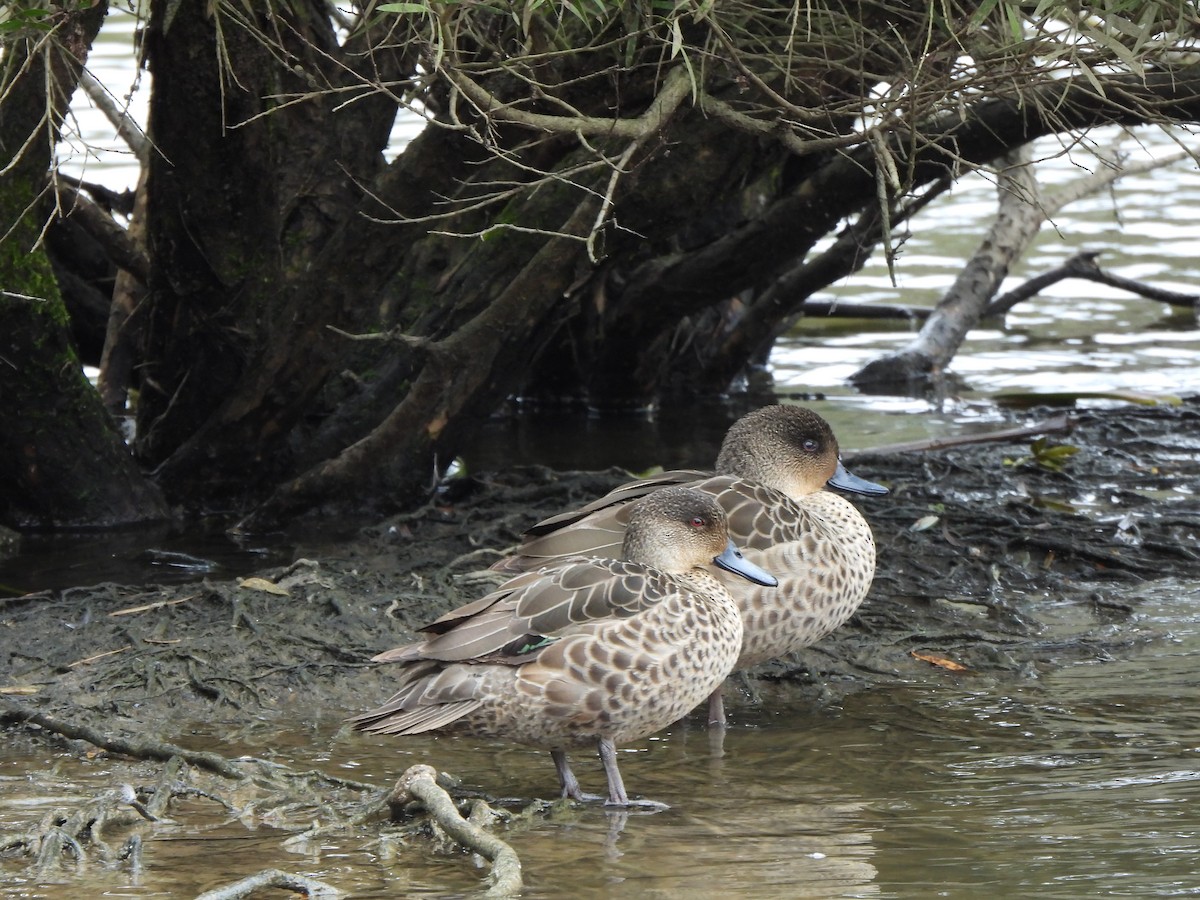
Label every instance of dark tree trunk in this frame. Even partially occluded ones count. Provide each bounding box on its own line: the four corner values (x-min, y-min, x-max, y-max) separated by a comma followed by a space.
135, 0, 476, 505
12, 0, 1192, 528
0, 2, 168, 528
593, 70, 1200, 406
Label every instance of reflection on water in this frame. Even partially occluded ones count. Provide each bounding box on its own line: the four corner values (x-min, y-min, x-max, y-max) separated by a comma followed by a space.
4, 578, 1200, 898
0, 523, 328, 599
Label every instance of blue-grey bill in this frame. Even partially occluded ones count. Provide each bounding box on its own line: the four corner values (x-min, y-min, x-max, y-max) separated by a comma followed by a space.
828, 459, 889, 496
713, 540, 777, 587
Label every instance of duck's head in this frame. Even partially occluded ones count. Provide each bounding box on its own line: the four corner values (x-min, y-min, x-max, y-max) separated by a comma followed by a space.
622, 487, 777, 587
715, 405, 888, 500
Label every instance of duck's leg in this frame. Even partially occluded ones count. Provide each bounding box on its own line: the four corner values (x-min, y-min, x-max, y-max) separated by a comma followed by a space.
597, 738, 669, 810
706, 687, 727, 728
552, 750, 602, 802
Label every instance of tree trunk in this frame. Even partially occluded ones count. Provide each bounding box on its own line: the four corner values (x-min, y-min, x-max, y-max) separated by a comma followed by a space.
0, 2, 168, 528
851, 146, 1042, 392
10, 0, 1192, 528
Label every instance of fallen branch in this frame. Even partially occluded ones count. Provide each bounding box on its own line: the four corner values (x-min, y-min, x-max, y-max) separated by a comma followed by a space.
984, 250, 1200, 318
393, 764, 523, 897
844, 413, 1075, 458
194, 868, 345, 900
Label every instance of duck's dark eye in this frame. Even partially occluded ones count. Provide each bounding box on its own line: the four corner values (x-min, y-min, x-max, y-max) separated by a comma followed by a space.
802, 439, 819, 453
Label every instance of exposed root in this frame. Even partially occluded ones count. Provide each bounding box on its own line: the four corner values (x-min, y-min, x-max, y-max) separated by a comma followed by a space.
0, 701, 535, 896
0, 697, 250, 778
194, 869, 345, 899
392, 764, 524, 897
1, 755, 221, 878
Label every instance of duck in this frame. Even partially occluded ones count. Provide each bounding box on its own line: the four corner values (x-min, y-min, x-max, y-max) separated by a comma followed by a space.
493, 405, 889, 725
351, 486, 777, 808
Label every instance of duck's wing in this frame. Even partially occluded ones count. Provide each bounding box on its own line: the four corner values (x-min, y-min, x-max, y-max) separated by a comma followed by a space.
493, 470, 716, 573
497, 473, 806, 572
709, 478, 813, 550
523, 469, 711, 535
379, 558, 679, 665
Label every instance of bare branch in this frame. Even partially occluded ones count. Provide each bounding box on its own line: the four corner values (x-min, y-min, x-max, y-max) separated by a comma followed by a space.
984, 251, 1200, 317
445, 64, 695, 140
78, 69, 149, 161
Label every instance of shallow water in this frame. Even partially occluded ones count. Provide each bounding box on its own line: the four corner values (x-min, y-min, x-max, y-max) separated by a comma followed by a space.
5, 577, 1200, 898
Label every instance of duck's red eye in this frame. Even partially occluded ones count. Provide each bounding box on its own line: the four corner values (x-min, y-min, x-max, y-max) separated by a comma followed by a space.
690, 516, 706, 528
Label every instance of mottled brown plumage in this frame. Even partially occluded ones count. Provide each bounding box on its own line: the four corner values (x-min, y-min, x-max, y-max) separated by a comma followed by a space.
351, 487, 775, 807
493, 405, 888, 724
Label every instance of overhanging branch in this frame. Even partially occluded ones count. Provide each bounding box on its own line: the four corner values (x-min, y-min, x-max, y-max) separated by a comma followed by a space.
617, 67, 1200, 320
445, 64, 695, 139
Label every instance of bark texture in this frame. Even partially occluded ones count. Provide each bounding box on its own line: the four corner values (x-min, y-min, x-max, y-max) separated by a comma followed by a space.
0, 2, 167, 528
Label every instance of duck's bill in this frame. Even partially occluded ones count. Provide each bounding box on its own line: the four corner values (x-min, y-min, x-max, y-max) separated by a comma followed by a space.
829, 460, 889, 496
713, 541, 778, 587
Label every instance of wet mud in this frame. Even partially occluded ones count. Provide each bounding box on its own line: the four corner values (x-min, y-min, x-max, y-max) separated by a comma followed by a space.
2, 399, 1198, 892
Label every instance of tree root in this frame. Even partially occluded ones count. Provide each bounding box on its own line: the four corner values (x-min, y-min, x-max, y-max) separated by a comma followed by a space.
392, 764, 524, 897
194, 869, 345, 900
0, 697, 249, 779
2, 755, 207, 878
1, 701, 532, 895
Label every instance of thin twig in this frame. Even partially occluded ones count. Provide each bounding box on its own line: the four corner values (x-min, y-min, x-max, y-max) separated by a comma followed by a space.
845, 414, 1076, 458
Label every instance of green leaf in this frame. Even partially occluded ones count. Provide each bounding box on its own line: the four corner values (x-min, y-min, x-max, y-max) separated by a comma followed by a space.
969, 0, 1003, 28
379, 2, 431, 13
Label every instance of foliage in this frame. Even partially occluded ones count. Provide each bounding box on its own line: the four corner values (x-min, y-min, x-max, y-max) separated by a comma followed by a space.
1005, 437, 1081, 472
251, 0, 1200, 264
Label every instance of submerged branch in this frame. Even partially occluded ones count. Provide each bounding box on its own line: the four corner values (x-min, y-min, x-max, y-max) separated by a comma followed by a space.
984, 251, 1200, 318
844, 413, 1077, 458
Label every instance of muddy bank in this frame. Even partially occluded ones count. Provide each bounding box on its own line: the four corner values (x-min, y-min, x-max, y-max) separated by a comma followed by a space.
1, 400, 1198, 892
2, 400, 1198, 734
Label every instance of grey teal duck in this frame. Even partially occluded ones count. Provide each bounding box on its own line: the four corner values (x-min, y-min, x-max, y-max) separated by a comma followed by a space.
493, 405, 888, 725
351, 486, 776, 808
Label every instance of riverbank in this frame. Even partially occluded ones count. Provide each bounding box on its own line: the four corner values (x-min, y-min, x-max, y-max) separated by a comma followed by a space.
1, 399, 1198, 895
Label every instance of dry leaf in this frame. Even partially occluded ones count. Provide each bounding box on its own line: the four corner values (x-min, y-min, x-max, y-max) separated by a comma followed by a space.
911, 650, 969, 672
238, 577, 290, 596
0, 685, 38, 695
